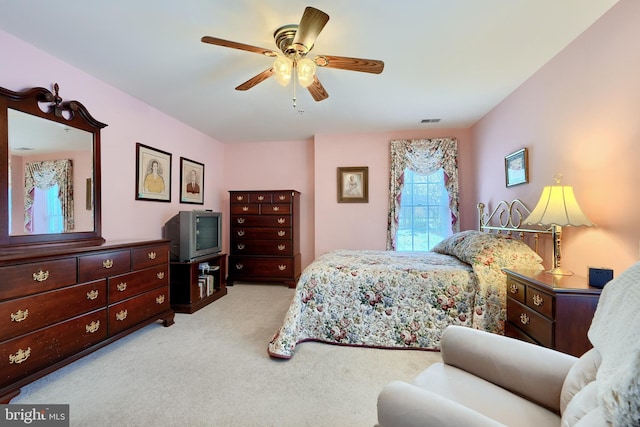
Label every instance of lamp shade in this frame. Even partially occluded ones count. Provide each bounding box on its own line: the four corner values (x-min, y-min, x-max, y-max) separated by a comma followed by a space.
524, 185, 594, 227
297, 58, 316, 88
273, 56, 293, 87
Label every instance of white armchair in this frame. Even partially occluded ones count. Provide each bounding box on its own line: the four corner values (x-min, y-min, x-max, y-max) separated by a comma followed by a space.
377, 261, 640, 427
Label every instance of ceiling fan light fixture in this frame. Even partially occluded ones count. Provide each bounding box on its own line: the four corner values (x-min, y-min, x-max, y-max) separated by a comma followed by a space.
273, 56, 293, 87
297, 57, 316, 88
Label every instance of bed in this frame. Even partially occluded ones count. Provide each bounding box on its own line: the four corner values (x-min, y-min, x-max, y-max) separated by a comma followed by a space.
268, 200, 551, 359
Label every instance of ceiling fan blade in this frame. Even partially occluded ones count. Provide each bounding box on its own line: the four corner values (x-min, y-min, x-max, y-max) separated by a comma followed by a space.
235, 68, 275, 91
307, 75, 329, 102
201, 36, 278, 57
292, 7, 329, 53
314, 55, 384, 74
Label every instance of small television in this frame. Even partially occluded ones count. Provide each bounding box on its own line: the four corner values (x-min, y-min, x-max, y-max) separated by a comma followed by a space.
164, 210, 222, 262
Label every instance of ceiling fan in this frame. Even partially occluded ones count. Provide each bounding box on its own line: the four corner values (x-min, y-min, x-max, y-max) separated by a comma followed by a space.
201, 6, 384, 103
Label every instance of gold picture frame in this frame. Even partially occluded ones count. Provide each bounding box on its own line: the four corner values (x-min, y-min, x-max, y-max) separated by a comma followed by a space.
505, 148, 528, 187
337, 166, 369, 203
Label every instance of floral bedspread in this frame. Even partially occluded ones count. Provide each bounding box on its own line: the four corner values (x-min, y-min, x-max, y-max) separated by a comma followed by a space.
268, 231, 544, 359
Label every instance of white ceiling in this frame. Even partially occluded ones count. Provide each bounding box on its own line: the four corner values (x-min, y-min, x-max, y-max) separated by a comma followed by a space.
0, 0, 619, 144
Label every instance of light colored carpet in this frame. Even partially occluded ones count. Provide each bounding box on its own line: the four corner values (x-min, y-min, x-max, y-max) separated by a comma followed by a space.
12, 283, 441, 426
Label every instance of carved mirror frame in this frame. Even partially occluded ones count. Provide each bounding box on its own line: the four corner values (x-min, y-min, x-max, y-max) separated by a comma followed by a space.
0, 84, 107, 251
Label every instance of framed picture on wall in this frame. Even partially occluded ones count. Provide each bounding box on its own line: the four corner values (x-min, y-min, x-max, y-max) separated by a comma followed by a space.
337, 166, 369, 203
135, 143, 171, 202
505, 148, 529, 187
180, 157, 204, 204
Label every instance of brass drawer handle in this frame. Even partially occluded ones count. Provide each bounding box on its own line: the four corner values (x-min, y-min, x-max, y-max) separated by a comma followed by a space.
277, 218, 286, 224
235, 263, 244, 270
277, 244, 286, 251
278, 195, 286, 200
277, 230, 286, 237
148, 251, 157, 260
272, 206, 280, 212
237, 218, 245, 224
509, 283, 519, 294
103, 259, 113, 269
237, 230, 245, 237
33, 270, 49, 282
237, 243, 245, 250
236, 195, 244, 201
9, 347, 31, 364
117, 282, 127, 292
520, 313, 530, 325
156, 295, 165, 304
86, 320, 100, 333
257, 195, 265, 201
278, 265, 287, 271
157, 271, 165, 280
87, 289, 99, 300
11, 309, 29, 322
242, 206, 249, 211
115, 310, 128, 321
532, 294, 544, 306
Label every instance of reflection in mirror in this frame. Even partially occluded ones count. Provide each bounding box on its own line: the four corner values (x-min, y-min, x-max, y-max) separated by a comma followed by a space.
8, 109, 94, 235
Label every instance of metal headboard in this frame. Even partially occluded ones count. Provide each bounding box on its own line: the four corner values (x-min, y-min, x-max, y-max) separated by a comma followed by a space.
478, 199, 552, 254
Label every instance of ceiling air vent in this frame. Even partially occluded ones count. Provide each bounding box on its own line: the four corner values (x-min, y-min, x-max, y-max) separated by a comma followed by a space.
420, 118, 441, 123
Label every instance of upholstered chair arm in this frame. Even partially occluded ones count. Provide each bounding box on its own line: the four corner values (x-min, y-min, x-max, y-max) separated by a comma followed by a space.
377, 380, 507, 427
441, 325, 577, 413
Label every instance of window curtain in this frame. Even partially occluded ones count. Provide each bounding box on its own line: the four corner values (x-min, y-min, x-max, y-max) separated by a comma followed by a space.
386, 138, 459, 250
24, 159, 74, 233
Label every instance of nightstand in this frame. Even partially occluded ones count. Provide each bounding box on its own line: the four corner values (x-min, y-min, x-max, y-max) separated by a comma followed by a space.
503, 269, 602, 357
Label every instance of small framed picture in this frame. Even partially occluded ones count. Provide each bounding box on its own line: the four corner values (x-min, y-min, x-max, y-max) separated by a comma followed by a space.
136, 143, 171, 202
180, 157, 204, 204
505, 148, 528, 187
337, 166, 368, 203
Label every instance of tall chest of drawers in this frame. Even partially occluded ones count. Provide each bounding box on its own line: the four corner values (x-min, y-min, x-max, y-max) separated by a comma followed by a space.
0, 240, 175, 403
228, 190, 301, 287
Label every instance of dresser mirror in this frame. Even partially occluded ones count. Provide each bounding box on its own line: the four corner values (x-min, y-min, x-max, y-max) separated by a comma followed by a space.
0, 84, 107, 251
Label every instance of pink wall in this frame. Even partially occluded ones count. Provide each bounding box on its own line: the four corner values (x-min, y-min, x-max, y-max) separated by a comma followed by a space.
222, 139, 315, 268
472, 0, 640, 275
1, 30, 226, 243
313, 128, 473, 259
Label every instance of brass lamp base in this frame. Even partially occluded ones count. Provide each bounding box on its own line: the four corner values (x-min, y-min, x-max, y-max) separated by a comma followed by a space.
546, 267, 574, 276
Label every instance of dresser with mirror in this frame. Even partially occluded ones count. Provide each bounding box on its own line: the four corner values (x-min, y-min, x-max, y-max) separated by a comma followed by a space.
0, 84, 174, 403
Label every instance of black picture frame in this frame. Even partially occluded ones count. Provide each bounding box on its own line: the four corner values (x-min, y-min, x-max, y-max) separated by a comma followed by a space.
180, 157, 204, 204
135, 143, 171, 202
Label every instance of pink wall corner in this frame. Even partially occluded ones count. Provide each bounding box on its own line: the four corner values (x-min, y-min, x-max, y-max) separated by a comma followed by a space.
223, 139, 315, 269
472, 0, 640, 275
313, 128, 473, 259
1, 29, 226, 244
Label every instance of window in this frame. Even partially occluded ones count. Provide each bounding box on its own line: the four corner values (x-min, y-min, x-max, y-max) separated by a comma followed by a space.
32, 184, 64, 233
396, 168, 452, 251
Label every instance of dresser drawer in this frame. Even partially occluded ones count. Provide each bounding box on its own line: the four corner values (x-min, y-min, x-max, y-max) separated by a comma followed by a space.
0, 309, 108, 388
525, 286, 554, 319
506, 277, 525, 304
248, 193, 272, 203
131, 244, 168, 270
230, 204, 260, 215
261, 204, 291, 215
231, 227, 291, 240
230, 193, 250, 203
231, 240, 294, 255
231, 215, 291, 227
0, 279, 107, 342
0, 258, 77, 300
228, 257, 295, 278
507, 298, 553, 348
108, 288, 171, 335
78, 250, 131, 282
108, 265, 168, 303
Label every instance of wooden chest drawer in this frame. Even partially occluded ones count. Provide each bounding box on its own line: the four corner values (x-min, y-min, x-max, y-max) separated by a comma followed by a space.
231, 215, 291, 227
231, 227, 291, 240
108, 266, 168, 303
229, 257, 295, 278
230, 204, 260, 215
261, 204, 291, 215
0, 258, 77, 300
0, 309, 108, 388
230, 240, 294, 255
108, 288, 171, 335
525, 286, 554, 319
506, 277, 525, 304
0, 279, 107, 342
131, 244, 168, 270
507, 298, 553, 348
78, 250, 131, 282
230, 193, 250, 203
248, 193, 272, 203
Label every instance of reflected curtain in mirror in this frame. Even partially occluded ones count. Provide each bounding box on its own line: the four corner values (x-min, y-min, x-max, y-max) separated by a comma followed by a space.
24, 159, 74, 233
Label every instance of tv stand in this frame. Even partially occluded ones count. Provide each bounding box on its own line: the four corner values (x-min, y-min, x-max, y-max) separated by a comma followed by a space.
169, 253, 227, 313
